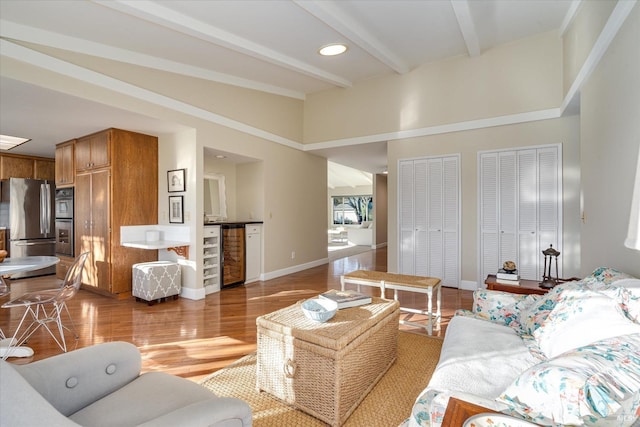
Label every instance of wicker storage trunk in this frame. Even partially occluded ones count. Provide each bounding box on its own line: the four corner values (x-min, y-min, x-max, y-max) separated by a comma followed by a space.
256, 297, 400, 426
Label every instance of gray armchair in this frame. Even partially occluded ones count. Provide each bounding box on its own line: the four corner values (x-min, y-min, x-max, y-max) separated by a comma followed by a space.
0, 341, 252, 427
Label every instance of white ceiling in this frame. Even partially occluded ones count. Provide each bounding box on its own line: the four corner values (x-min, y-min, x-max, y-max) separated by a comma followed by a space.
0, 0, 575, 183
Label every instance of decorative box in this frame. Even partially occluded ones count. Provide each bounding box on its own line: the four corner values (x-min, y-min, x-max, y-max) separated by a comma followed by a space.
256, 297, 399, 426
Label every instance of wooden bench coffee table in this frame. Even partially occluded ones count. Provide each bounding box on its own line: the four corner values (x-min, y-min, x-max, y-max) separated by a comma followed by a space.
341, 270, 441, 335
256, 297, 399, 426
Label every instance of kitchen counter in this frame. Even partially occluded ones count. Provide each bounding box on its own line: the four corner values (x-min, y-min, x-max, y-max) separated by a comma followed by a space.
120, 225, 191, 258
204, 220, 263, 226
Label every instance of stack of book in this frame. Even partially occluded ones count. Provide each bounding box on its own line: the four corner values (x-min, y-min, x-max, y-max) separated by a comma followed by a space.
319, 289, 372, 309
496, 269, 520, 285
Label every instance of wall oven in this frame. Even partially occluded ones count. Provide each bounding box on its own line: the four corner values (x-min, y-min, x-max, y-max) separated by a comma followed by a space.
55, 219, 73, 257
55, 188, 74, 257
55, 188, 73, 219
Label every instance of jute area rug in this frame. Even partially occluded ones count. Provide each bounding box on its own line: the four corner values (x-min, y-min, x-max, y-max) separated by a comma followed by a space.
200, 331, 443, 427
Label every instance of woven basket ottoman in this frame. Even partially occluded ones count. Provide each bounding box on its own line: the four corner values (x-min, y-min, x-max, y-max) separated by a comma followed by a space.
256, 297, 400, 426
132, 261, 181, 305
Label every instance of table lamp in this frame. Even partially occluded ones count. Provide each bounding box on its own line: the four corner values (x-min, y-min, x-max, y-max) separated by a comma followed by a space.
540, 244, 560, 289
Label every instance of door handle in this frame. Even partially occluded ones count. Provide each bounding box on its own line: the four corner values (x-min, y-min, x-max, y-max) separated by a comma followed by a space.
15, 240, 56, 246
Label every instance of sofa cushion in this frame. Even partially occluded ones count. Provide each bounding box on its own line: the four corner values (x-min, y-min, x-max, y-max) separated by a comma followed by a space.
533, 290, 640, 359
498, 333, 640, 427
426, 315, 539, 399
0, 361, 77, 427
69, 372, 222, 426
408, 315, 539, 427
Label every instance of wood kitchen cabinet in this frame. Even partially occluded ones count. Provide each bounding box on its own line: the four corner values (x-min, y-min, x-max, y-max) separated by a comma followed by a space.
76, 169, 111, 292
0, 153, 55, 180
74, 128, 158, 297
75, 131, 110, 172
34, 159, 55, 180
55, 140, 75, 186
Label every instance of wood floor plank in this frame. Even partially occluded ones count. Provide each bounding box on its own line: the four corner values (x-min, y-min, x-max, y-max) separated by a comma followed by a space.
0, 247, 472, 381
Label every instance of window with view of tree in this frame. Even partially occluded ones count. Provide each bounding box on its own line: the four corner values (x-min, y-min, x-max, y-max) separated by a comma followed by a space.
332, 195, 373, 225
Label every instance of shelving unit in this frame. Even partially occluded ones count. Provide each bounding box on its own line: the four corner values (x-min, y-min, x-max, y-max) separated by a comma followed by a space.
203, 225, 221, 291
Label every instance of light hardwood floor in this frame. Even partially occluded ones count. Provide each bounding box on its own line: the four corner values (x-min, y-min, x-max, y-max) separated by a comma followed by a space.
1, 247, 472, 381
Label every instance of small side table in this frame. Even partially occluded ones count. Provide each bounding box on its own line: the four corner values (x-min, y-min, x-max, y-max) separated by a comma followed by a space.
441, 397, 498, 427
484, 274, 548, 295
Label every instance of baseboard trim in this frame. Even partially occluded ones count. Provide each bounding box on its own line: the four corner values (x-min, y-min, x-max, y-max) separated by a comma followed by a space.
261, 258, 329, 282
459, 280, 478, 291
181, 286, 207, 300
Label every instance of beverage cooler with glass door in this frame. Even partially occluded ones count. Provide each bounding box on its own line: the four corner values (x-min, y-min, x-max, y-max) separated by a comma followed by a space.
221, 224, 246, 288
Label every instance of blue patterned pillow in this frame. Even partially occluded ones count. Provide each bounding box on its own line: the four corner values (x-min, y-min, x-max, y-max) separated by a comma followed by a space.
498, 334, 640, 426
583, 267, 636, 286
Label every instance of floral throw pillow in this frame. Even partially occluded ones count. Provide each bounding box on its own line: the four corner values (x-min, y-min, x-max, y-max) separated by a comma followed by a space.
472, 290, 538, 330
533, 289, 640, 358
517, 281, 583, 335
498, 333, 640, 426
583, 267, 636, 286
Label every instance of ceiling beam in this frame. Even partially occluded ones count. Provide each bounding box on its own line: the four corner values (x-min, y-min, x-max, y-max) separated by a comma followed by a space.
450, 0, 481, 57
0, 20, 305, 100
294, 0, 410, 74
0, 39, 304, 151
92, 0, 352, 88
560, 0, 583, 36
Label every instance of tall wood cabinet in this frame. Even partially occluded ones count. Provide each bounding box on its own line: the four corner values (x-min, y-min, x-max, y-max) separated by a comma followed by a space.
74, 128, 158, 297
399, 155, 460, 287
479, 145, 561, 283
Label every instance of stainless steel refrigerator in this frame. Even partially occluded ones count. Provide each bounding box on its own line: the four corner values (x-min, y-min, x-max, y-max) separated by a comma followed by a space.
0, 178, 56, 278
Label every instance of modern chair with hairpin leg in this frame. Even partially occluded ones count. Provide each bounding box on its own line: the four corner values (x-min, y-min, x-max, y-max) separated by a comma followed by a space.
1, 252, 89, 359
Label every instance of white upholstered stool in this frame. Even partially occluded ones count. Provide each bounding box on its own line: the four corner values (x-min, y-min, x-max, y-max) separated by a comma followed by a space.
132, 261, 181, 305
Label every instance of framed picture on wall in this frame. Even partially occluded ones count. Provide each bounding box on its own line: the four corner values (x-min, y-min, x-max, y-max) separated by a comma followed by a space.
169, 196, 184, 223
167, 169, 186, 192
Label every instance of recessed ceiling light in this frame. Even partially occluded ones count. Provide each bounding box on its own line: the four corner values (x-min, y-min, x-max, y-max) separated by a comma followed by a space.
215, 155, 226, 159
319, 43, 348, 56
0, 134, 31, 150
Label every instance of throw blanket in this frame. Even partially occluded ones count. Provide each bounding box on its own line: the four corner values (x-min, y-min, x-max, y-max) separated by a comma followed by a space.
427, 315, 539, 398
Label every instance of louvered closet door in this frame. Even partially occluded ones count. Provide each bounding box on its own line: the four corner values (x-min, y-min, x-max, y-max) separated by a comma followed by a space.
399, 159, 428, 275
399, 156, 459, 286
480, 154, 499, 282
414, 160, 429, 276
537, 147, 560, 278
518, 150, 538, 280
428, 159, 443, 279
499, 152, 517, 268
479, 145, 561, 283
399, 160, 416, 274
442, 157, 460, 286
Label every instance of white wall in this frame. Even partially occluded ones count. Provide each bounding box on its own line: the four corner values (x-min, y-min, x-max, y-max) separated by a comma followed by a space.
580, 3, 640, 277
157, 129, 200, 296
304, 31, 562, 144
374, 174, 388, 247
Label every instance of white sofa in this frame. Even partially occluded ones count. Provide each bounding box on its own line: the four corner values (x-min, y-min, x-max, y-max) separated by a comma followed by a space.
1, 341, 252, 427
405, 267, 640, 427
347, 222, 373, 246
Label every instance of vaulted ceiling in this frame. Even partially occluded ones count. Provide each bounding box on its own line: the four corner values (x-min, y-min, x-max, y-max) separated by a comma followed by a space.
0, 0, 575, 179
